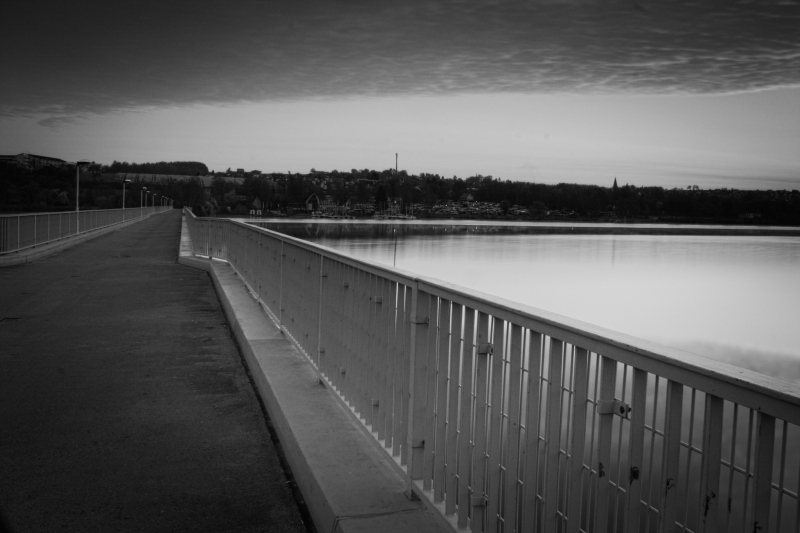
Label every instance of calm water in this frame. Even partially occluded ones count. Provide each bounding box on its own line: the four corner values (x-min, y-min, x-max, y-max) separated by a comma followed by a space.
258, 220, 800, 383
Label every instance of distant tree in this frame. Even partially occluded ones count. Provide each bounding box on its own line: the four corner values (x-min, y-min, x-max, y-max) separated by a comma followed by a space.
374, 184, 388, 210
355, 180, 372, 203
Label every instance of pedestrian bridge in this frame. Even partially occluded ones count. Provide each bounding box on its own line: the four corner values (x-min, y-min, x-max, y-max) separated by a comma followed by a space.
182, 209, 800, 533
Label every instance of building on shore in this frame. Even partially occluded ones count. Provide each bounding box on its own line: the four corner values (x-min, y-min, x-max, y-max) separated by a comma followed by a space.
0, 153, 69, 172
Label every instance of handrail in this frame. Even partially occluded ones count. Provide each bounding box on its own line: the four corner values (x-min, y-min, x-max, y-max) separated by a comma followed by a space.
184, 208, 800, 533
0, 206, 170, 255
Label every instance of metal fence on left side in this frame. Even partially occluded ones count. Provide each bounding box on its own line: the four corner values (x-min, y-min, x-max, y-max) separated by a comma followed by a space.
0, 206, 168, 254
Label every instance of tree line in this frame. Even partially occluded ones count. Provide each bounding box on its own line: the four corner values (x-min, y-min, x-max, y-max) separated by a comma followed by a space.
105, 161, 208, 176
2, 160, 798, 225
195, 171, 800, 224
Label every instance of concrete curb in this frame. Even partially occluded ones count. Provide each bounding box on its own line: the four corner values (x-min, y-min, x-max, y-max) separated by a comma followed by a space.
178, 217, 448, 533
0, 211, 170, 267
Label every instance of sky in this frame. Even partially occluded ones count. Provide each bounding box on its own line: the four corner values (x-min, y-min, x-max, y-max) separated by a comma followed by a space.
2, 0, 799, 189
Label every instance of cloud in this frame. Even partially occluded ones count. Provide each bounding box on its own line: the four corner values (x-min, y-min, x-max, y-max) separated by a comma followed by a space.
37, 115, 85, 129
2, 0, 799, 122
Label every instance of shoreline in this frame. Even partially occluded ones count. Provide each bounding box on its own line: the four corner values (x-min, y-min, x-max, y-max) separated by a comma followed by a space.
250, 218, 800, 237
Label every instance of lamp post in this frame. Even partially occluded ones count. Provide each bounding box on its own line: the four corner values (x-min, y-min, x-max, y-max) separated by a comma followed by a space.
141, 187, 147, 216
75, 160, 90, 233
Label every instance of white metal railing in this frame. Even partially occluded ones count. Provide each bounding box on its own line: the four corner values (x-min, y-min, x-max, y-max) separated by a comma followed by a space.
184, 209, 800, 533
0, 206, 170, 254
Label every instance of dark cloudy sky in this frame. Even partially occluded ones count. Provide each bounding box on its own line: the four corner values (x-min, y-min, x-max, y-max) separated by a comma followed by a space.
2, 0, 799, 188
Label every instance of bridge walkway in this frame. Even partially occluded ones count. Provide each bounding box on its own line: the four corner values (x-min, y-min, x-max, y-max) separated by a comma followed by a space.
0, 210, 310, 532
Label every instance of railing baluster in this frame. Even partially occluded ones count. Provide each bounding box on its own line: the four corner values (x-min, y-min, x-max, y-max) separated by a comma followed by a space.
522, 332, 545, 532
457, 307, 476, 527
594, 355, 618, 533
774, 420, 787, 532
624, 368, 648, 532
659, 380, 684, 532
698, 394, 723, 532
393, 285, 409, 459
486, 317, 506, 533
359, 272, 373, 418
433, 299, 452, 502
521, 331, 544, 531
385, 280, 398, 452
376, 277, 391, 441
368, 274, 381, 429
543, 338, 565, 531
503, 324, 523, 533
399, 285, 412, 466
342, 266, 356, 403
407, 286, 431, 490
423, 296, 441, 491
751, 412, 775, 532
471, 311, 491, 533
567, 347, 590, 533
317, 257, 330, 378
352, 270, 367, 417
446, 304, 464, 516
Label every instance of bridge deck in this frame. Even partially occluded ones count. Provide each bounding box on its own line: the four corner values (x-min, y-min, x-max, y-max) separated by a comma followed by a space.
0, 210, 309, 532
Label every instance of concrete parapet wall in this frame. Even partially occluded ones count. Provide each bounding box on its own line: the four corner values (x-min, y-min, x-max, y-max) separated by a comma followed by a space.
178, 218, 448, 533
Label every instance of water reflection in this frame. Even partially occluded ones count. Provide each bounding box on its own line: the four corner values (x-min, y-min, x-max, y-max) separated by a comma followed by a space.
259, 221, 800, 383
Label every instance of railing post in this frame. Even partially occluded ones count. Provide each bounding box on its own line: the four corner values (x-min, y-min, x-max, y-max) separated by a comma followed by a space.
486, 317, 506, 533
406, 284, 431, 497
543, 338, 565, 532
594, 355, 618, 533
698, 394, 723, 532
278, 240, 284, 327
470, 311, 491, 533
659, 380, 683, 533
566, 348, 590, 533
624, 368, 648, 532
750, 412, 775, 532
317, 256, 325, 369
457, 307, 476, 527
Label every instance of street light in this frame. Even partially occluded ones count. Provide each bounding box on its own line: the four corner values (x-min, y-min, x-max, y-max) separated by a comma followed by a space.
75, 160, 90, 233
141, 187, 147, 215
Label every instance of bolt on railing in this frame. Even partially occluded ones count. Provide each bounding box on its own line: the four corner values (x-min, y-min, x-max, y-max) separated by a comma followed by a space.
184, 208, 800, 533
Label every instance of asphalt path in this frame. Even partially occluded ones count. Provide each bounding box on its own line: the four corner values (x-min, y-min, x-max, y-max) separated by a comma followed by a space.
0, 210, 309, 532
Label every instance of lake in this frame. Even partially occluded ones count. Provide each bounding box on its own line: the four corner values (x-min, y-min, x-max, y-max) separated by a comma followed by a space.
256, 220, 800, 383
